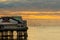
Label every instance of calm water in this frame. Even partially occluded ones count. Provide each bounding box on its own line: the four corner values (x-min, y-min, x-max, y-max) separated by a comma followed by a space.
28, 26, 60, 40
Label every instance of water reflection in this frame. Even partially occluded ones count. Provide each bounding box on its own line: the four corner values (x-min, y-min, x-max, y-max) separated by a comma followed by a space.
28, 26, 60, 40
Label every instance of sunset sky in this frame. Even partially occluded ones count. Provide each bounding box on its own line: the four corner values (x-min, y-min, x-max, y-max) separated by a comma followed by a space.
0, 0, 60, 19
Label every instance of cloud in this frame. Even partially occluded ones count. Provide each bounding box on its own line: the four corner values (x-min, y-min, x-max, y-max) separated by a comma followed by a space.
0, 0, 60, 11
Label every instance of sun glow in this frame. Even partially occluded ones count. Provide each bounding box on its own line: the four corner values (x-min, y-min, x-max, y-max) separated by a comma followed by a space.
0, 0, 8, 2
0, 11, 60, 19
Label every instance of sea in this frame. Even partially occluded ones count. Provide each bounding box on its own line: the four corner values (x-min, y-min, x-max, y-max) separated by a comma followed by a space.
28, 26, 60, 40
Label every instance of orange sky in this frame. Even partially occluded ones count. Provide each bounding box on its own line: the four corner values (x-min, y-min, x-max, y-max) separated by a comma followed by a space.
0, 15, 60, 20
0, 11, 60, 20
21, 15, 60, 19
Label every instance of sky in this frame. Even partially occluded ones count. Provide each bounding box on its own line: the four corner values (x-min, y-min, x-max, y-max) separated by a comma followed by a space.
0, 0, 60, 11
0, 0, 60, 19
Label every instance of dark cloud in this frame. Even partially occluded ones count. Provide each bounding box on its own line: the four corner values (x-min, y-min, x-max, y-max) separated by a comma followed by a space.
0, 0, 60, 11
